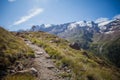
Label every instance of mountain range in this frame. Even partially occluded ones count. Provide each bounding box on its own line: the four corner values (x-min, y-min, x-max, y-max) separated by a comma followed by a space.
30, 18, 119, 34
29, 18, 120, 48
29, 18, 120, 67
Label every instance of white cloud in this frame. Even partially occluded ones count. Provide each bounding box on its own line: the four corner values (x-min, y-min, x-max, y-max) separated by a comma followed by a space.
95, 18, 109, 23
8, 0, 16, 2
13, 8, 43, 25
114, 14, 120, 19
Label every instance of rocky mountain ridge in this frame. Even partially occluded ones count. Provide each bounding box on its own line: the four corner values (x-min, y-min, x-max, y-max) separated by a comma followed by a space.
30, 19, 120, 35
29, 19, 120, 49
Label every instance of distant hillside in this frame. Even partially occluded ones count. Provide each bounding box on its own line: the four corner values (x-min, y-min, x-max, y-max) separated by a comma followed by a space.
18, 31, 120, 80
0, 27, 34, 79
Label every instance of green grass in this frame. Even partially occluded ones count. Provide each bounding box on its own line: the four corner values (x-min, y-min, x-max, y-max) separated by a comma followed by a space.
0, 27, 35, 79
59, 72, 72, 78
0, 27, 34, 67
3, 73, 35, 80
20, 31, 120, 80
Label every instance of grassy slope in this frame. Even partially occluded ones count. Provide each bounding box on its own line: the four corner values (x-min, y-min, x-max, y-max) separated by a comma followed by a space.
20, 31, 120, 80
0, 27, 35, 80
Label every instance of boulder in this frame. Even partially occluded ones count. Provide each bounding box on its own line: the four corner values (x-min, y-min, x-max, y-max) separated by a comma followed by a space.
16, 67, 38, 77
69, 42, 81, 50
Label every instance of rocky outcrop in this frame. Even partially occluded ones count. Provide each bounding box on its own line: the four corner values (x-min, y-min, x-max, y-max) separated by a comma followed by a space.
15, 67, 38, 77
69, 42, 81, 50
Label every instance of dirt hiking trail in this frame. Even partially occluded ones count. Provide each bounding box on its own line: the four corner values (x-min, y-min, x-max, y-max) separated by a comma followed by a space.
25, 40, 68, 80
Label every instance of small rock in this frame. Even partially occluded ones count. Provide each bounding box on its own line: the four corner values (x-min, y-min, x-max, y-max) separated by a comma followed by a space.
47, 65, 54, 69
63, 66, 68, 71
24, 39, 28, 41
9, 70, 16, 73
30, 67, 38, 76
56, 69, 59, 73
66, 69, 71, 73
50, 40, 53, 43
45, 54, 51, 59
17, 63, 23, 71
36, 51, 44, 55
16, 67, 38, 77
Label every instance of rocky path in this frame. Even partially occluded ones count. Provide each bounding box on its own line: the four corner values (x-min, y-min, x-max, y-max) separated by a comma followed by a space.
25, 40, 65, 80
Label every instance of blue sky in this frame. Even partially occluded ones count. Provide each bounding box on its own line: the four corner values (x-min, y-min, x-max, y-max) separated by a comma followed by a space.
0, 0, 120, 31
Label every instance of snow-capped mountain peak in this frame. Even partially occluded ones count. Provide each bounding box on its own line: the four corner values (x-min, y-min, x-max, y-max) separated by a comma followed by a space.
67, 21, 97, 30
39, 24, 52, 28
44, 24, 52, 28
75, 21, 87, 26
30, 18, 120, 35
98, 20, 113, 27
67, 21, 87, 30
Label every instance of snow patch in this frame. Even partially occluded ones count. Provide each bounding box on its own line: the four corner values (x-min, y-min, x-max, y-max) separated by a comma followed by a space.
105, 31, 114, 34
68, 23, 77, 30
68, 21, 87, 30
98, 20, 113, 27
44, 24, 52, 28
95, 18, 109, 23
114, 14, 120, 19
75, 21, 87, 26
